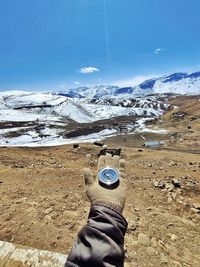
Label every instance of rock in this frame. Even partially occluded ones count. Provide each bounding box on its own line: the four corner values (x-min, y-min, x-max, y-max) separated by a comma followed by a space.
193, 203, 200, 209
15, 197, 28, 204
127, 221, 138, 233
153, 181, 159, 187
165, 183, 174, 192
134, 207, 140, 211
190, 208, 200, 213
44, 215, 52, 220
171, 234, 177, 241
138, 233, 150, 246
158, 181, 165, 189
172, 179, 181, 188
160, 253, 168, 264
44, 208, 53, 215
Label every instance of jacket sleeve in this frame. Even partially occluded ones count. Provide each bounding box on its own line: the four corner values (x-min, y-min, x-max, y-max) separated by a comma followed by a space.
64, 204, 128, 267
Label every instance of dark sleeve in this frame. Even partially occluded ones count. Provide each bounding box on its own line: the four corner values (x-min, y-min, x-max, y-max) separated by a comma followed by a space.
64, 205, 128, 267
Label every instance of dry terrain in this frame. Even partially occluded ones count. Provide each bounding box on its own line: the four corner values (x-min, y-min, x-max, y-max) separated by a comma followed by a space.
0, 95, 200, 267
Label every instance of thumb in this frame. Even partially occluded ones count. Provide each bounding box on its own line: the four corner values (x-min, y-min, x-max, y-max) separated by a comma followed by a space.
83, 168, 94, 186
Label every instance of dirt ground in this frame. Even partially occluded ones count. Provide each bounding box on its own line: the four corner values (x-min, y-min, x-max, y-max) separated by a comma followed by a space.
0, 95, 200, 267
0, 141, 199, 267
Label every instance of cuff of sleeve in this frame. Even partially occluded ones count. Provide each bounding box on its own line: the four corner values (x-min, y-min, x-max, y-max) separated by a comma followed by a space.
89, 204, 128, 238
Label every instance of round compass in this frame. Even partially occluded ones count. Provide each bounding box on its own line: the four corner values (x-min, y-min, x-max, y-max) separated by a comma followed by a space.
98, 167, 120, 186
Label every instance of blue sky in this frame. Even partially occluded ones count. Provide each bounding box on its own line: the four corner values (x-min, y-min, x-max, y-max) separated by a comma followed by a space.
0, 0, 200, 91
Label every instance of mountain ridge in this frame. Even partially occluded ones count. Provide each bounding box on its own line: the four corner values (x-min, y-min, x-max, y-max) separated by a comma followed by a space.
57, 71, 200, 98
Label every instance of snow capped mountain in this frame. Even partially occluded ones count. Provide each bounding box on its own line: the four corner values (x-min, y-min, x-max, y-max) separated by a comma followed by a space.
135, 71, 200, 95
58, 85, 118, 99
57, 71, 200, 98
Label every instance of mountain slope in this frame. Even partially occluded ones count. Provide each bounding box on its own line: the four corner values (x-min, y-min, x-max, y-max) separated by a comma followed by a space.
57, 71, 200, 98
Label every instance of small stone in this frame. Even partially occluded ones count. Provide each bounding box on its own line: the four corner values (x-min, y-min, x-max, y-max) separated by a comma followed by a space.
15, 197, 28, 204
44, 215, 52, 220
160, 253, 168, 264
190, 208, 200, 213
172, 179, 181, 188
171, 234, 177, 241
165, 183, 174, 192
153, 181, 159, 187
138, 233, 150, 246
193, 203, 200, 209
134, 207, 140, 211
127, 221, 138, 233
44, 208, 53, 215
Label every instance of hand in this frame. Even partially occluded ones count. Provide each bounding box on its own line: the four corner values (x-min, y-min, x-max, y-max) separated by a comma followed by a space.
83, 153, 127, 214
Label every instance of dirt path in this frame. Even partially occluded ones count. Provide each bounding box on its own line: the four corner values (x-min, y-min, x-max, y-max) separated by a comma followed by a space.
0, 143, 199, 267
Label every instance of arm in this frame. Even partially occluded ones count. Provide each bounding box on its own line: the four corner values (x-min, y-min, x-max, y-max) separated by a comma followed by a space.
65, 205, 127, 267
65, 154, 127, 267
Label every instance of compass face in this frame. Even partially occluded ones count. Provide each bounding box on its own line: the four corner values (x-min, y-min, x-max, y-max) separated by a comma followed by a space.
98, 167, 119, 186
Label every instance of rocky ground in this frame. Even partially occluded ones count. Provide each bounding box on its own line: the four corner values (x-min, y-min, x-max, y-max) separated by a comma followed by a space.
0, 95, 200, 267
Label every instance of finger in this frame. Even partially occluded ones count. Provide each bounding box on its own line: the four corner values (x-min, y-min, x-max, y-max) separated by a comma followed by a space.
119, 159, 126, 179
119, 159, 126, 170
98, 155, 105, 170
105, 153, 112, 166
112, 155, 120, 168
120, 171, 125, 179
83, 168, 94, 186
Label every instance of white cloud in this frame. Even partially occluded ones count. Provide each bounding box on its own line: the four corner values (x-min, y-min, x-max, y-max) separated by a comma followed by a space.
154, 48, 165, 54
74, 81, 81, 85
112, 75, 157, 87
80, 67, 100, 74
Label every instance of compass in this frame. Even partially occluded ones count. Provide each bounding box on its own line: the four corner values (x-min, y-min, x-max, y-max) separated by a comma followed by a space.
98, 167, 120, 187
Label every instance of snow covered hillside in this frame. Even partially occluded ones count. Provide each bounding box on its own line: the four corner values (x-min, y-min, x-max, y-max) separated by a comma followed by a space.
0, 91, 169, 146
0, 91, 168, 123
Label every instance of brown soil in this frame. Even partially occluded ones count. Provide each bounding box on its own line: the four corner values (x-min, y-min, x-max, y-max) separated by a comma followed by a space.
0, 95, 200, 267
